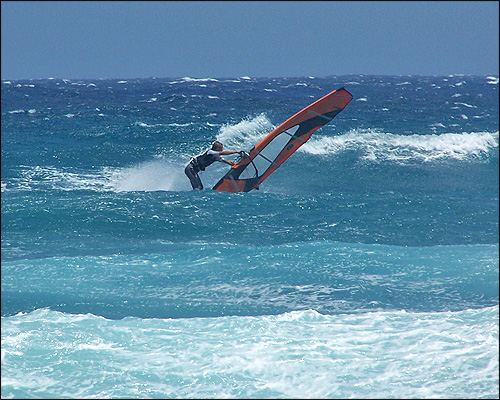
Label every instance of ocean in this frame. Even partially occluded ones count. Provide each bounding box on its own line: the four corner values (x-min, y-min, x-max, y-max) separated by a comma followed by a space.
1, 75, 498, 399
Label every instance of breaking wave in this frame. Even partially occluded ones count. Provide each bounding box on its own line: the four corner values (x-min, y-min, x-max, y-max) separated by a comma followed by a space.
215, 114, 498, 163
3, 116, 497, 194
302, 129, 499, 163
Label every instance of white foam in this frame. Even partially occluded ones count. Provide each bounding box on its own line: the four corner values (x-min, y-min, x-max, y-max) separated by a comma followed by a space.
8, 159, 191, 193
300, 129, 499, 163
215, 113, 275, 150
107, 159, 190, 192
1, 306, 497, 399
133, 121, 168, 128
454, 102, 477, 108
169, 77, 220, 84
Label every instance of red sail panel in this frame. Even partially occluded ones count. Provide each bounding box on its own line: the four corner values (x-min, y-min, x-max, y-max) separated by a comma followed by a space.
213, 87, 353, 192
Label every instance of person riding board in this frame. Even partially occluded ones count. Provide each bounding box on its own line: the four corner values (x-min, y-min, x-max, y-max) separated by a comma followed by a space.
184, 141, 243, 190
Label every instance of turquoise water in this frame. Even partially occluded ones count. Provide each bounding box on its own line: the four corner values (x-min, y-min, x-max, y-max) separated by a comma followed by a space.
2, 75, 499, 398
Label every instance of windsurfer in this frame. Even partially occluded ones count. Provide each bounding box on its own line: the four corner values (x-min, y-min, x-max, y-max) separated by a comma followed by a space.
185, 141, 242, 190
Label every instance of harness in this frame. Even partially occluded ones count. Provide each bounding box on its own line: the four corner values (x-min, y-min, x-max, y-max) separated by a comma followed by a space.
190, 150, 218, 172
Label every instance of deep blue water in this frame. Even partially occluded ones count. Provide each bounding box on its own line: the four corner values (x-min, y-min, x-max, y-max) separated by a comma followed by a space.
1, 75, 499, 398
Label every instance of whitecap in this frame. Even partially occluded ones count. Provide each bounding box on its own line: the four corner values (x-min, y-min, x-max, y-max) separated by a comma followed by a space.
180, 77, 219, 83
454, 102, 477, 108
486, 76, 499, 84
167, 123, 192, 127
134, 121, 171, 128
300, 129, 499, 163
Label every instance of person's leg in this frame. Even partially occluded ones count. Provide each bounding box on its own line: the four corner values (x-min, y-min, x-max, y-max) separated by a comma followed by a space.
184, 164, 204, 190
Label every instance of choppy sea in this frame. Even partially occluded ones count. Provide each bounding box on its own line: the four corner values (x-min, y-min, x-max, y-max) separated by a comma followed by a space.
1, 75, 499, 399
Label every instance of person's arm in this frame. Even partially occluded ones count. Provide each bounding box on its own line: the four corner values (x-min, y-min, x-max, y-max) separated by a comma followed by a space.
219, 149, 243, 166
219, 150, 240, 156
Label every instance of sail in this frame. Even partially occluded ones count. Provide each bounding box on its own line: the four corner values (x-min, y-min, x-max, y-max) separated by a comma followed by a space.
213, 87, 353, 192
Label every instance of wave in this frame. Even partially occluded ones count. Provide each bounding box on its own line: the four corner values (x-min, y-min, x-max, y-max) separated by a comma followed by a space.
1, 306, 498, 399
301, 129, 499, 163
2, 114, 498, 194
486, 76, 499, 85
216, 115, 498, 163
168, 77, 220, 85
2, 241, 498, 318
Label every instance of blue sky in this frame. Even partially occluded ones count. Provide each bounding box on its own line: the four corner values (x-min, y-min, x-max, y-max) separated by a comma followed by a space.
1, 1, 498, 80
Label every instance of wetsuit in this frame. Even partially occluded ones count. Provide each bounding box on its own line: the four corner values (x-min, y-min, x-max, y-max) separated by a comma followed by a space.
184, 149, 225, 190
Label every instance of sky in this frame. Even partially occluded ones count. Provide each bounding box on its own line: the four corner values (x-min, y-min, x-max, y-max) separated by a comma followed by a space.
1, 1, 499, 80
